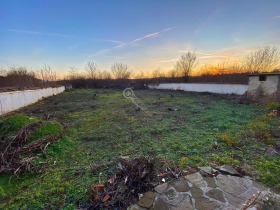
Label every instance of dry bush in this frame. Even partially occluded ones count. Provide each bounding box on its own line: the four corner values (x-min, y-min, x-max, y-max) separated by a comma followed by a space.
111, 63, 132, 79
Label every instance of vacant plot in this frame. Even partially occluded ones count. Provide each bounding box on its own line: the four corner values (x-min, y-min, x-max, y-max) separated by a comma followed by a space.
0, 89, 279, 209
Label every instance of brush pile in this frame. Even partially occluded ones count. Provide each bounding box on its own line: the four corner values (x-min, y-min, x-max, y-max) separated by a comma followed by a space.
86, 156, 180, 210
0, 122, 61, 174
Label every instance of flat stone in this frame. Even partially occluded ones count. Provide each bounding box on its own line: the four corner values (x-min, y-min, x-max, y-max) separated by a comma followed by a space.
216, 174, 252, 195
206, 189, 226, 203
170, 195, 194, 210
243, 186, 265, 202
216, 175, 253, 208
138, 191, 156, 209
185, 172, 207, 188
190, 186, 204, 199
222, 191, 246, 208
203, 177, 216, 188
154, 183, 169, 194
170, 178, 190, 192
195, 197, 220, 210
218, 165, 239, 176
252, 181, 267, 191
162, 187, 185, 206
165, 188, 177, 200
168, 194, 185, 206
151, 196, 169, 210
199, 166, 213, 175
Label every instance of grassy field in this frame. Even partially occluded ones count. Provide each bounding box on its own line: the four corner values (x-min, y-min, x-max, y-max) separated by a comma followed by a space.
0, 88, 279, 209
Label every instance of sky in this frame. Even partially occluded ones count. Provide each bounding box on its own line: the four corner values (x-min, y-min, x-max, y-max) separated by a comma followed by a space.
0, 0, 280, 77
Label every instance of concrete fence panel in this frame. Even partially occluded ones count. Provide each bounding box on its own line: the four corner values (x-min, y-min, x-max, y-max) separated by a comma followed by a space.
0, 86, 65, 116
148, 83, 248, 95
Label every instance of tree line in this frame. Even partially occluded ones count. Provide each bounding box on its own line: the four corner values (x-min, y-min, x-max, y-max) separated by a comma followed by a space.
0, 45, 279, 89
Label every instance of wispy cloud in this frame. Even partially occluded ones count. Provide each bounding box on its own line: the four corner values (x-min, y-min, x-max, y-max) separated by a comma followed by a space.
158, 58, 178, 63
90, 27, 173, 57
4, 29, 125, 45
96, 39, 124, 44
273, 16, 280, 19
115, 27, 172, 49
4, 29, 73, 38
90, 49, 110, 57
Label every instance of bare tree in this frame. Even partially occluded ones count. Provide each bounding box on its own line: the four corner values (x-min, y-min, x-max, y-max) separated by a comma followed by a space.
85, 61, 98, 79
111, 63, 132, 79
39, 64, 56, 85
151, 68, 159, 78
8, 66, 28, 76
243, 46, 280, 73
167, 69, 178, 78
134, 70, 147, 79
67, 67, 78, 80
97, 70, 112, 80
175, 51, 198, 82
5, 66, 38, 88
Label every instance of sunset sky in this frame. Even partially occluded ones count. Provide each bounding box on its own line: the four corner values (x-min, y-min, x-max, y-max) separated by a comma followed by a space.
1, 0, 280, 76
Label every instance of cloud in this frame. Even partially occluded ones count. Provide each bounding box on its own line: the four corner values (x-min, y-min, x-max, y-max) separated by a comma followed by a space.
158, 58, 178, 63
90, 49, 110, 57
4, 29, 73, 38
4, 29, 125, 46
273, 16, 280, 19
96, 39, 124, 44
90, 27, 173, 57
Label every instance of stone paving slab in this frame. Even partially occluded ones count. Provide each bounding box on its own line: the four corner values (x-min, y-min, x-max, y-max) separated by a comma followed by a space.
128, 166, 280, 210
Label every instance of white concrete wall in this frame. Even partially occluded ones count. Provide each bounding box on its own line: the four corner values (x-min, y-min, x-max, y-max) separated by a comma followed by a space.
248, 75, 279, 95
0, 86, 65, 115
148, 83, 248, 95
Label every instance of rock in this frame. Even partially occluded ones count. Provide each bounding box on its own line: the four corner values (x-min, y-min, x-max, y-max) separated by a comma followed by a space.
170, 195, 194, 210
216, 175, 252, 208
151, 196, 169, 210
138, 191, 156, 209
205, 189, 226, 202
190, 186, 204, 199
194, 197, 220, 210
218, 165, 240, 176
154, 183, 169, 194
162, 187, 185, 206
198, 166, 213, 176
165, 188, 177, 200
185, 172, 207, 188
216, 174, 252, 195
252, 181, 267, 191
203, 177, 216, 188
169, 178, 190, 192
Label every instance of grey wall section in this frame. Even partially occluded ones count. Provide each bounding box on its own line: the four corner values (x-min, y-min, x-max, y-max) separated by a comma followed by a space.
148, 83, 248, 95
0, 86, 65, 116
248, 75, 279, 95
247, 75, 280, 102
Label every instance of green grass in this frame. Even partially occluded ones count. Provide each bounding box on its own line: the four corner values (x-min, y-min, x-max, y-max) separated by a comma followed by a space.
0, 88, 279, 208
27, 122, 62, 142
0, 115, 37, 136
